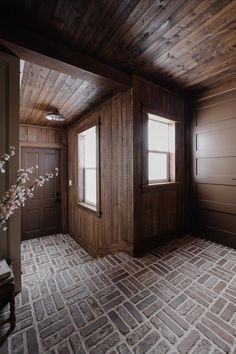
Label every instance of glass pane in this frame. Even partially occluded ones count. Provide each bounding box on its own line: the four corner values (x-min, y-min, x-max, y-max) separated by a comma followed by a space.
84, 127, 96, 168
148, 119, 169, 151
85, 169, 96, 205
148, 152, 168, 181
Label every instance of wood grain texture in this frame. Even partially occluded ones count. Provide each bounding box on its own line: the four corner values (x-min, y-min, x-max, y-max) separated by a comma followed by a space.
0, 51, 21, 292
132, 77, 186, 253
1, 0, 236, 95
190, 87, 236, 248
192, 78, 236, 102
20, 124, 68, 233
20, 124, 67, 148
20, 61, 116, 127
0, 20, 131, 90
21, 147, 61, 240
68, 90, 133, 256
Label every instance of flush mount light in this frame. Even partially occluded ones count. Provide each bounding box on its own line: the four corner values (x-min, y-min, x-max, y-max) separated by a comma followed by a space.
45, 109, 65, 121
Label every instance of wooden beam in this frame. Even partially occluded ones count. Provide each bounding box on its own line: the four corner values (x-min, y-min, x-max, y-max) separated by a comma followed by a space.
0, 20, 131, 91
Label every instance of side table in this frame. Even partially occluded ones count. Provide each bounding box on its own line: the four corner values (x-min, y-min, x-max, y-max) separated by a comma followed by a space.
0, 263, 16, 342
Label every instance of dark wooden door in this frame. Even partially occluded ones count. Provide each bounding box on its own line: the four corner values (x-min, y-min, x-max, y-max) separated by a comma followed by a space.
191, 92, 236, 248
21, 148, 61, 240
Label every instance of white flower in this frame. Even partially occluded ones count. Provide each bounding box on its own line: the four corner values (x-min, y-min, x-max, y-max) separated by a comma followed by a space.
0, 148, 59, 231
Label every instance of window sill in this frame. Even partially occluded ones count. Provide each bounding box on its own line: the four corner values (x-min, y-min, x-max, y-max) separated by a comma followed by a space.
142, 182, 180, 192
76, 202, 102, 218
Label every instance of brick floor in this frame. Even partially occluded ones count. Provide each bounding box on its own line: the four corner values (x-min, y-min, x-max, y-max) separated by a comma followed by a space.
1, 233, 236, 353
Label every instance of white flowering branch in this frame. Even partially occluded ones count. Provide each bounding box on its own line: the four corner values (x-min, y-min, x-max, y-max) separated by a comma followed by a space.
0, 146, 16, 173
0, 147, 59, 232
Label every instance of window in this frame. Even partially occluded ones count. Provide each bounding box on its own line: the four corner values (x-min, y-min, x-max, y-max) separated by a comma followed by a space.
146, 113, 175, 184
78, 125, 100, 211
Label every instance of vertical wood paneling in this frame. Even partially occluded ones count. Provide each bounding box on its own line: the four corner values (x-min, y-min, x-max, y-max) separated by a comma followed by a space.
68, 79, 185, 256
0, 52, 21, 292
133, 77, 185, 252
20, 124, 67, 147
68, 90, 133, 256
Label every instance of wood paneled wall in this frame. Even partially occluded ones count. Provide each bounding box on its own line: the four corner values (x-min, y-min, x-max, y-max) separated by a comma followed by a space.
68, 90, 133, 256
20, 124, 68, 233
20, 124, 67, 148
133, 77, 186, 253
0, 52, 21, 292
191, 85, 236, 248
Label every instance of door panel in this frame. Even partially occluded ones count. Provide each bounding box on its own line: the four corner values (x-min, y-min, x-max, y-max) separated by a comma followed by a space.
26, 208, 41, 233
191, 91, 236, 248
196, 157, 236, 176
21, 147, 61, 240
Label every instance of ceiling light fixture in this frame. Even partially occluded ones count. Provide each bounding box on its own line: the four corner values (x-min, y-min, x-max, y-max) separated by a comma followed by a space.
45, 109, 65, 121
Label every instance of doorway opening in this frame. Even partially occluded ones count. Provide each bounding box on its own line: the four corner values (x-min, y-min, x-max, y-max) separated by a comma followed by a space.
21, 147, 61, 240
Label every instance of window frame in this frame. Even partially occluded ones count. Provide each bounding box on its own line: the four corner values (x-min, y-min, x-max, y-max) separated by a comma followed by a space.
84, 167, 97, 206
148, 117, 170, 183
76, 119, 101, 217
143, 107, 176, 188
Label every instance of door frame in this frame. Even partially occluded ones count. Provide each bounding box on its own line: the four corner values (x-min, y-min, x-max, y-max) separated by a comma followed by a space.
20, 139, 68, 235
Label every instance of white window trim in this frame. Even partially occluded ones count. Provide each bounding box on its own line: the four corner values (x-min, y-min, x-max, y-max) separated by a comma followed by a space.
76, 120, 101, 217
84, 167, 96, 206
145, 113, 175, 186
148, 151, 170, 183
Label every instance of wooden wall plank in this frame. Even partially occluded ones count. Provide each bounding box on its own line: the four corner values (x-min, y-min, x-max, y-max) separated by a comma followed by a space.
132, 77, 186, 253
68, 89, 133, 256
0, 52, 21, 292
20, 124, 67, 148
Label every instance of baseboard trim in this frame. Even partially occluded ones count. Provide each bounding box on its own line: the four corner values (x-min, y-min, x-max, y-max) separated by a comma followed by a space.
193, 225, 236, 249
133, 228, 186, 256
69, 233, 98, 258
69, 232, 133, 258
97, 240, 133, 257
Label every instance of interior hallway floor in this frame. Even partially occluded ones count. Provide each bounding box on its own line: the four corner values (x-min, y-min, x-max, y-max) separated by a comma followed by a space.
1, 233, 236, 354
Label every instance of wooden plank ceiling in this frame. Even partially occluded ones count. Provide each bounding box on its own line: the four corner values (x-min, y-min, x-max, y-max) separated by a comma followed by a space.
20, 61, 115, 127
2, 0, 236, 125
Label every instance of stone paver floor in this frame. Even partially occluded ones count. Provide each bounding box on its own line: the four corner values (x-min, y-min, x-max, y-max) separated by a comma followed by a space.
1, 233, 236, 353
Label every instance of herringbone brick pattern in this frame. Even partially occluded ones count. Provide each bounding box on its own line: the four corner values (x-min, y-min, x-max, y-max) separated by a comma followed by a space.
1, 233, 236, 353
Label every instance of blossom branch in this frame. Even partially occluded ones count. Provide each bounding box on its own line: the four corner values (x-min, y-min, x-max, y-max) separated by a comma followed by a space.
0, 163, 59, 231
0, 147, 15, 174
